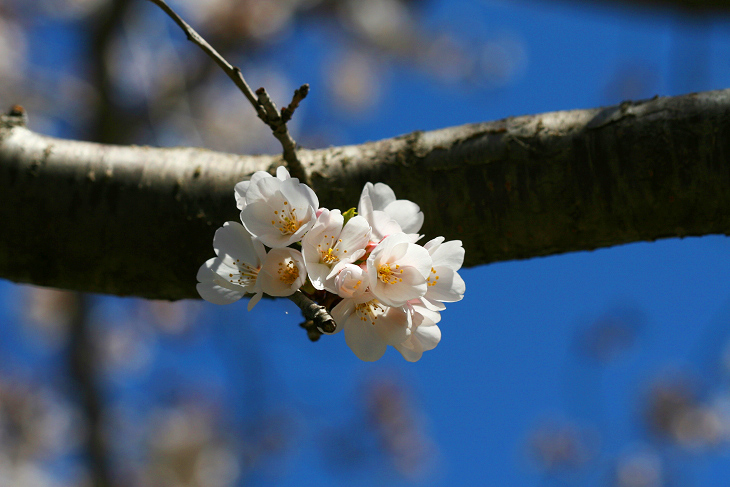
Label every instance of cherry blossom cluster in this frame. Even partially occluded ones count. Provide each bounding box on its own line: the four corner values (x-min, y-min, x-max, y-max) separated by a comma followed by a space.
196, 167, 465, 362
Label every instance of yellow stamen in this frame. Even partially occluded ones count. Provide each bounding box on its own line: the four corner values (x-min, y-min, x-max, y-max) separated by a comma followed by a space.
377, 263, 404, 284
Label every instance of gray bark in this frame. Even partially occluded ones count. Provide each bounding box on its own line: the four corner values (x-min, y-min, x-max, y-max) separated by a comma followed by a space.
2, 88, 730, 300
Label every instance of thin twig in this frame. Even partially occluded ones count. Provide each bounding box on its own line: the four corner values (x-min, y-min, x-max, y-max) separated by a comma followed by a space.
146, 0, 264, 118
255, 87, 308, 182
146, 0, 310, 184
281, 84, 309, 123
288, 291, 336, 333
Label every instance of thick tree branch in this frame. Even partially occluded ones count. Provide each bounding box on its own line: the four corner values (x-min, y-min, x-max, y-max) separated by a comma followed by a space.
2, 88, 730, 300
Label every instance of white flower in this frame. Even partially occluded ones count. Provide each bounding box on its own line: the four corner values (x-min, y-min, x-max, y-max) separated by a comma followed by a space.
237, 166, 319, 248
366, 233, 432, 308
301, 209, 371, 292
394, 310, 441, 362
234, 166, 289, 210
358, 182, 424, 240
330, 293, 413, 362
334, 263, 369, 299
196, 221, 266, 311
422, 236, 466, 306
258, 247, 307, 297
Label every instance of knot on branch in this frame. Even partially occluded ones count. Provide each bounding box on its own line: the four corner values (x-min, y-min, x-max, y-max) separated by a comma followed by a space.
1, 105, 28, 128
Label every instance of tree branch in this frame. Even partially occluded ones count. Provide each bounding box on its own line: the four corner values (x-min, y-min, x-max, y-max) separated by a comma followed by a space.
146, 0, 309, 184
3, 88, 730, 300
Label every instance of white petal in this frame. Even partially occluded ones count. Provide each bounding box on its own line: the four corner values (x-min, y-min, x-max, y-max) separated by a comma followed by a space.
374, 305, 412, 346
429, 239, 465, 270
276, 166, 291, 180
395, 343, 423, 362
245, 172, 281, 203
213, 221, 261, 268
367, 182, 396, 210
196, 259, 246, 304
247, 291, 263, 311
307, 261, 333, 290
335, 215, 371, 258
279, 176, 319, 211
234, 181, 250, 210
370, 211, 402, 241
241, 200, 295, 248
196, 281, 244, 305
330, 298, 356, 335
333, 264, 368, 298
384, 200, 423, 234
259, 248, 306, 296
344, 316, 387, 362
357, 185, 374, 220
423, 236, 445, 252
412, 321, 441, 352
372, 269, 427, 307
399, 244, 433, 279
426, 267, 465, 303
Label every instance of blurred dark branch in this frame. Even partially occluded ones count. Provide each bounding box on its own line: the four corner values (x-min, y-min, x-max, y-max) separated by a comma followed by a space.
88, 0, 135, 144
68, 294, 112, 487
147, 0, 309, 183
3, 89, 730, 299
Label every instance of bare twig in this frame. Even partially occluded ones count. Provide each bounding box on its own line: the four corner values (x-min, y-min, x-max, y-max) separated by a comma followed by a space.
288, 291, 336, 334
255, 87, 308, 182
146, 0, 310, 184
281, 84, 309, 123
146, 0, 264, 119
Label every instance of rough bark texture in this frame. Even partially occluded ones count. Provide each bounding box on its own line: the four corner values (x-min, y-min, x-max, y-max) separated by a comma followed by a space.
2, 89, 730, 300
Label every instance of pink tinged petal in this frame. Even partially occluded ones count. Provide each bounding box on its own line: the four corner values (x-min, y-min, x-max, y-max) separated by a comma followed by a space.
344, 316, 387, 362
429, 239, 465, 270
426, 266, 465, 303
213, 222, 261, 268
384, 200, 424, 234
367, 182, 396, 210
